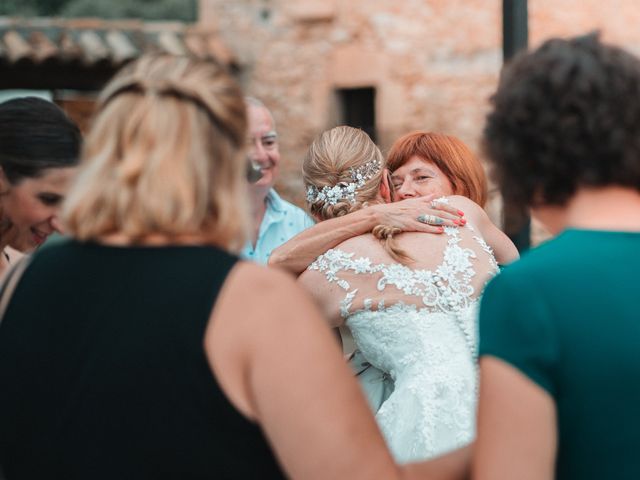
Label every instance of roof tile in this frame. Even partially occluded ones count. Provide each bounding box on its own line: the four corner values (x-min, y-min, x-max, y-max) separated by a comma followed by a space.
0, 17, 237, 68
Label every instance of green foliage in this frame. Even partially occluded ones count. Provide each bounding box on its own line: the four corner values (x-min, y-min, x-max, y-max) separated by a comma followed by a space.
61, 0, 196, 21
34, 0, 71, 15
0, 0, 38, 16
0, 0, 197, 21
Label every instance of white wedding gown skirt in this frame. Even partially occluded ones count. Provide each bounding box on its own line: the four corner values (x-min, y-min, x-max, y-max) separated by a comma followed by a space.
348, 303, 477, 463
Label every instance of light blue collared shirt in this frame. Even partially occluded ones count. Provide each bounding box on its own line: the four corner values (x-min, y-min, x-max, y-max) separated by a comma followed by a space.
241, 189, 315, 265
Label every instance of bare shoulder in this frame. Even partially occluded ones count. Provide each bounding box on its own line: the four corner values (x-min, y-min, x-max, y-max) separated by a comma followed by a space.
221, 260, 305, 310
208, 261, 303, 345
445, 195, 487, 221
444, 195, 498, 234
228, 260, 291, 286
333, 233, 381, 255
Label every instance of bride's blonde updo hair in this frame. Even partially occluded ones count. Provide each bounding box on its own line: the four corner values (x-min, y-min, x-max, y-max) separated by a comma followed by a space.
303, 126, 410, 262
304, 126, 383, 220
62, 54, 249, 251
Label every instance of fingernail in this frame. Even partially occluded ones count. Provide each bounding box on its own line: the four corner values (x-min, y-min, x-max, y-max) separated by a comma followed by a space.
454, 219, 461, 225
461, 219, 467, 224
438, 227, 444, 233
458, 210, 464, 216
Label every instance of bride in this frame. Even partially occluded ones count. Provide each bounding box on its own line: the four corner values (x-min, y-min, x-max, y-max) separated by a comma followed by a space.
297, 126, 518, 463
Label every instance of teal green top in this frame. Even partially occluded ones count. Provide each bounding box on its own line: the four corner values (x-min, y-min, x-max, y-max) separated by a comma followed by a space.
479, 229, 640, 480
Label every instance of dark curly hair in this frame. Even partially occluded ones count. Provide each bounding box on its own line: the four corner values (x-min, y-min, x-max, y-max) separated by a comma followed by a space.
484, 33, 640, 210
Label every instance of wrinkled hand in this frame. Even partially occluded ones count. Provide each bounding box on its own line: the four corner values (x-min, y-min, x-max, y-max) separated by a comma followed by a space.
369, 194, 465, 233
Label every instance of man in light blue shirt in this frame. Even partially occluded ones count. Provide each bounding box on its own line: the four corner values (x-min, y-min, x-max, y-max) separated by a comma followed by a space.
242, 98, 314, 264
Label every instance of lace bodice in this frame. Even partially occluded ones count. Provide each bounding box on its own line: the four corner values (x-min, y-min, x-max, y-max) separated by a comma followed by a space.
309, 226, 497, 308
307, 219, 499, 462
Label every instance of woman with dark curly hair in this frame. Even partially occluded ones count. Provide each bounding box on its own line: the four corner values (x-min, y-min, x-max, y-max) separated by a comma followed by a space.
474, 33, 640, 479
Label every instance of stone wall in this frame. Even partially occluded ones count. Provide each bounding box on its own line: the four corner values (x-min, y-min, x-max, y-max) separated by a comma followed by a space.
200, 0, 640, 239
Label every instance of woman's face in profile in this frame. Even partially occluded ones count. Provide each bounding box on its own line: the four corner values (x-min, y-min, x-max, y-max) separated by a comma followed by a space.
1, 166, 77, 251
390, 155, 454, 202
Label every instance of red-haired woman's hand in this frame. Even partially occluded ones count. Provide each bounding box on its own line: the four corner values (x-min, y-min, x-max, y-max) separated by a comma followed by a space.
369, 194, 465, 234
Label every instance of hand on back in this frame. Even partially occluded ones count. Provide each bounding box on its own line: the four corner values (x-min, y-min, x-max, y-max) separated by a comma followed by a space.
371, 194, 465, 234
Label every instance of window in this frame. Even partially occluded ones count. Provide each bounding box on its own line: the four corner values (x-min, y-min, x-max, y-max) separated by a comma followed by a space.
337, 87, 377, 143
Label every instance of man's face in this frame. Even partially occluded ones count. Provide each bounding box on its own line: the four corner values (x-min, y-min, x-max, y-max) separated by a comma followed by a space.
247, 104, 280, 191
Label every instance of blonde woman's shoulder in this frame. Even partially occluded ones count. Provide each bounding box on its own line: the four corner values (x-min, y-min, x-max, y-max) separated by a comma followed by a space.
217, 260, 313, 320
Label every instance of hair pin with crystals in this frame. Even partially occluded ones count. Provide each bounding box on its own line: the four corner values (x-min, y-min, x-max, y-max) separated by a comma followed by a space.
306, 157, 382, 206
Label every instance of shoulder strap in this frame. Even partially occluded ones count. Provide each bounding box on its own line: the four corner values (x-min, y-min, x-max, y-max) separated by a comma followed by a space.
0, 255, 30, 325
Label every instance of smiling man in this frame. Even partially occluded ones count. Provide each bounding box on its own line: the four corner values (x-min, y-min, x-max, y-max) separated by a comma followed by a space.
241, 97, 314, 264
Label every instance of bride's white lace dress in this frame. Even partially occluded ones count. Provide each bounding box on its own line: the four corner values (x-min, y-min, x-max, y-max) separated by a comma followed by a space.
308, 222, 499, 463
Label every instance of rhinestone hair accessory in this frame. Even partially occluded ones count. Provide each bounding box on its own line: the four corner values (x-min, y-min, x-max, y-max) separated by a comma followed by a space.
306, 158, 382, 206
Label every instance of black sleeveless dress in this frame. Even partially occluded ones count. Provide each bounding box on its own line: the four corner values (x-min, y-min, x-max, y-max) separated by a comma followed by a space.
0, 241, 286, 479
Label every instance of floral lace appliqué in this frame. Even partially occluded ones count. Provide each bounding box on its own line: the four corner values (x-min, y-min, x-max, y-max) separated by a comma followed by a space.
308, 225, 483, 318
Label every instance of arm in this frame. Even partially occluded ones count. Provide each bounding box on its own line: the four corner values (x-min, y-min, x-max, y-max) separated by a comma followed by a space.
206, 262, 398, 479
269, 195, 465, 275
298, 268, 344, 327
406, 447, 471, 480
473, 357, 556, 480
477, 218, 519, 266
206, 262, 469, 480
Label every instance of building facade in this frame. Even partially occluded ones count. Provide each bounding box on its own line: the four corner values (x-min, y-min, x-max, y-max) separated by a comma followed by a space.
200, 0, 640, 236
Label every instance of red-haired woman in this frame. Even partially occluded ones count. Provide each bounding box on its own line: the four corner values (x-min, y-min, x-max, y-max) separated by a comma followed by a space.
270, 131, 494, 272
386, 131, 487, 207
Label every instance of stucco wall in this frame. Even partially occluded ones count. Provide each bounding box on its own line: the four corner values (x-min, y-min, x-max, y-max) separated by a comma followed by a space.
201, 0, 640, 238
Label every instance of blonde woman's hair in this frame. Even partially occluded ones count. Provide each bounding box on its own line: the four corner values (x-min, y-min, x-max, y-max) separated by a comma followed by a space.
62, 55, 250, 251
303, 126, 410, 262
